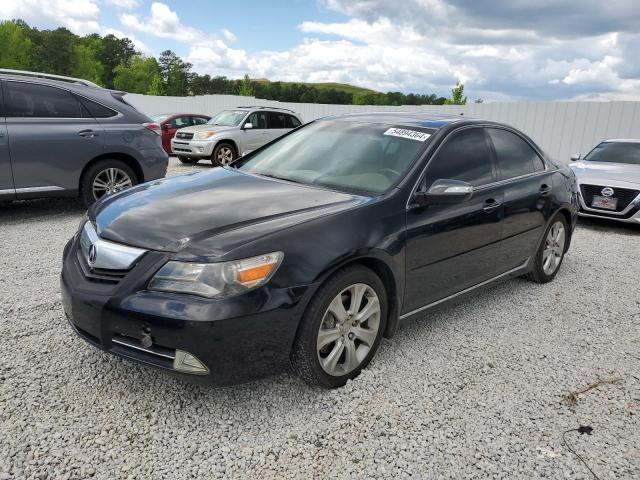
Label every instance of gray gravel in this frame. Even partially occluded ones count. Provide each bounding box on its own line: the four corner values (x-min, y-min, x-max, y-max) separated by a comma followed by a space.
1, 157, 639, 479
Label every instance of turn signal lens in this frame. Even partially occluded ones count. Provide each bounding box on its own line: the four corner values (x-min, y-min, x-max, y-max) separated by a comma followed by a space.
235, 263, 276, 287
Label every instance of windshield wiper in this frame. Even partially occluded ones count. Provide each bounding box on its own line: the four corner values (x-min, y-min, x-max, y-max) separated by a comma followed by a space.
256, 172, 305, 185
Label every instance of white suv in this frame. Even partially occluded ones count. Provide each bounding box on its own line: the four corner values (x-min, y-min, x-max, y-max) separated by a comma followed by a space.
171, 106, 303, 166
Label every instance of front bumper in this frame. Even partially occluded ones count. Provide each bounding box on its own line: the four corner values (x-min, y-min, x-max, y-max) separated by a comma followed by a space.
60, 235, 311, 385
171, 139, 215, 158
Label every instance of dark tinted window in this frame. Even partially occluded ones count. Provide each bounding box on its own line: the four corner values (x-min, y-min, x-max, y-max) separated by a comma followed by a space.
584, 142, 640, 165
191, 116, 208, 125
5, 81, 88, 118
246, 111, 267, 129
286, 115, 301, 128
171, 116, 190, 128
487, 128, 544, 179
425, 128, 494, 187
268, 112, 286, 129
79, 96, 117, 118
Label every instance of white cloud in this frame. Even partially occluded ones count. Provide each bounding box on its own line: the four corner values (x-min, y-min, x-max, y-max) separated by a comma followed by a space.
103, 0, 141, 9
0, 0, 101, 35
120, 2, 202, 43
222, 29, 237, 43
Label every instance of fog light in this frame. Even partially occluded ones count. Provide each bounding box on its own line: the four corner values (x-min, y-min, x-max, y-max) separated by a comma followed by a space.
196, 147, 204, 153
173, 350, 209, 374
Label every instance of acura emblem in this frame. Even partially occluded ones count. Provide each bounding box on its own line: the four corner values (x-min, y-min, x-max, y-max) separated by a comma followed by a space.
601, 187, 614, 197
88, 243, 98, 266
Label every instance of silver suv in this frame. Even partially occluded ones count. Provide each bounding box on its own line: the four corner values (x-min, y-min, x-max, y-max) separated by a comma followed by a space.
0, 69, 168, 207
171, 106, 303, 166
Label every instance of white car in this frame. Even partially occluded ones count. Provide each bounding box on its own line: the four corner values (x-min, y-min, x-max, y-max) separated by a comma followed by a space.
171, 106, 302, 166
569, 139, 640, 223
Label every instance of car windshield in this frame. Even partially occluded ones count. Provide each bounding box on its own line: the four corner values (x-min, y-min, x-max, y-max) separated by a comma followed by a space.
584, 142, 640, 165
152, 114, 169, 123
207, 110, 247, 127
235, 120, 432, 194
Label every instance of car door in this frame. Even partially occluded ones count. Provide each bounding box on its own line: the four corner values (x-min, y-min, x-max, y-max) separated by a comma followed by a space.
403, 127, 504, 314
485, 127, 554, 268
0, 82, 15, 201
267, 111, 289, 142
241, 111, 269, 153
163, 115, 190, 153
4, 80, 104, 196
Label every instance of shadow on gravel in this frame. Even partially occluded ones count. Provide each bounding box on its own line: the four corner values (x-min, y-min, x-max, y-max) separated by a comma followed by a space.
577, 217, 640, 236
0, 197, 86, 223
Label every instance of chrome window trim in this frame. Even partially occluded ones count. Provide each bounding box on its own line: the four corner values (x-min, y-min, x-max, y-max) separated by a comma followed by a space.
80, 222, 147, 270
399, 258, 530, 320
577, 183, 640, 216
2, 79, 122, 120
0, 188, 16, 195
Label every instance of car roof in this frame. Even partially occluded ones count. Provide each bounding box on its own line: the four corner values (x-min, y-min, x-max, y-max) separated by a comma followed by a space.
0, 73, 104, 93
601, 138, 640, 143
320, 111, 476, 129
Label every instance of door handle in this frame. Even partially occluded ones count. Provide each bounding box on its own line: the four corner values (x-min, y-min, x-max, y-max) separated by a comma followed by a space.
78, 129, 98, 138
539, 184, 551, 196
483, 198, 502, 213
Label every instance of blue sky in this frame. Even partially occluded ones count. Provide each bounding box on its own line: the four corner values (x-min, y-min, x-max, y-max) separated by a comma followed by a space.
2, 0, 640, 101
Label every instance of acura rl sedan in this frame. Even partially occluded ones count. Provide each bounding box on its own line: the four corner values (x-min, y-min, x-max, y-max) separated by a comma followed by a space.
61, 113, 578, 388
570, 139, 640, 223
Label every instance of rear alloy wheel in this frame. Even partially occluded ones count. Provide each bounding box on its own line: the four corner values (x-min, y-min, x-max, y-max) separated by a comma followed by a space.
524, 214, 568, 283
212, 143, 236, 166
80, 160, 137, 207
291, 266, 387, 388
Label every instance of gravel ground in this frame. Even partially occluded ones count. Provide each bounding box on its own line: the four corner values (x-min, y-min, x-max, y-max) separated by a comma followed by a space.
1, 157, 639, 479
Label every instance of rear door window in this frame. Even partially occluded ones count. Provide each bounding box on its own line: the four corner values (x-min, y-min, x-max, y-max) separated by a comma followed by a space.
5, 81, 88, 118
487, 128, 545, 179
425, 128, 495, 187
286, 115, 301, 128
268, 112, 286, 129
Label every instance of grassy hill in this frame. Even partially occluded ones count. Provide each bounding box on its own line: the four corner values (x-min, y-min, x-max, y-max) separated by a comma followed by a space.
252, 79, 380, 95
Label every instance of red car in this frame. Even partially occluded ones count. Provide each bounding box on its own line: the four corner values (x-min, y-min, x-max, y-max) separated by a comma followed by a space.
152, 113, 211, 154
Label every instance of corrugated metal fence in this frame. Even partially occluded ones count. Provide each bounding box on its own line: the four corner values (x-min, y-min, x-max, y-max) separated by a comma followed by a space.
125, 93, 640, 163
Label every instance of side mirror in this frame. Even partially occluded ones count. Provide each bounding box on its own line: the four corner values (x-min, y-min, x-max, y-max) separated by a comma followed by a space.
414, 179, 474, 206
570, 153, 581, 161
243, 122, 253, 130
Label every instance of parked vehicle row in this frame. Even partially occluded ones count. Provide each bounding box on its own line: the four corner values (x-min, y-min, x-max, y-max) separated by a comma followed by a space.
0, 69, 168, 207
170, 106, 303, 166
61, 112, 579, 388
569, 139, 640, 224
152, 112, 211, 155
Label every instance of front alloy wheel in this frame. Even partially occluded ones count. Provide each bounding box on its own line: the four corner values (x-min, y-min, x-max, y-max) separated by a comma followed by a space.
212, 143, 236, 166
317, 284, 381, 376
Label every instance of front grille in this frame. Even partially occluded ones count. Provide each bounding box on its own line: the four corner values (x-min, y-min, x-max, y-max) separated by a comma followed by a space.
76, 249, 128, 284
176, 132, 193, 140
580, 184, 639, 212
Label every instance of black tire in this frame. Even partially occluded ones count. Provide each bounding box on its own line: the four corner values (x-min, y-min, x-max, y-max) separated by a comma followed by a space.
211, 142, 237, 167
524, 213, 569, 283
177, 156, 198, 164
291, 265, 388, 388
80, 160, 138, 207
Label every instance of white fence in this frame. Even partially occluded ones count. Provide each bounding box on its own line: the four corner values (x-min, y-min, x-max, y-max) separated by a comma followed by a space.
125, 93, 640, 163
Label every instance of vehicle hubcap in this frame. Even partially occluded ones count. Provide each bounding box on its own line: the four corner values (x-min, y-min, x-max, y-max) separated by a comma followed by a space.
317, 283, 381, 377
92, 168, 133, 200
217, 147, 234, 165
542, 221, 565, 275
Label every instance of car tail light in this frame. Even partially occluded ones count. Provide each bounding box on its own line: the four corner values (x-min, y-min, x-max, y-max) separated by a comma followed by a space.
143, 122, 161, 135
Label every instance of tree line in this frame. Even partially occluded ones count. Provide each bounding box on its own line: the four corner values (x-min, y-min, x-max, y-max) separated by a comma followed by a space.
0, 20, 465, 105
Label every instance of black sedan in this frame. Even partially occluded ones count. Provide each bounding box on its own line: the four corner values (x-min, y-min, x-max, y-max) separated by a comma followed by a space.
61, 113, 579, 388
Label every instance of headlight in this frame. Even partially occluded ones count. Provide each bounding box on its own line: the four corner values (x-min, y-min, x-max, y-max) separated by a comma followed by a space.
148, 252, 284, 298
194, 131, 216, 140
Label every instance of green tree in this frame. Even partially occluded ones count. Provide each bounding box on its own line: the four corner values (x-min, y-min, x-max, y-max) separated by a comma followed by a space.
236, 74, 254, 96
159, 50, 192, 96
113, 56, 161, 93
37, 27, 77, 75
71, 36, 104, 85
444, 81, 467, 105
0, 21, 32, 69
147, 73, 165, 96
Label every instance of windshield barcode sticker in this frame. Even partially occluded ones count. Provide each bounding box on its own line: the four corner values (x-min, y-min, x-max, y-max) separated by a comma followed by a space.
383, 128, 431, 142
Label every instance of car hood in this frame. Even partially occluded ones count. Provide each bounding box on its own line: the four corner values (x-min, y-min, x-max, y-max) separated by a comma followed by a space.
92, 168, 365, 256
176, 124, 235, 134
570, 161, 640, 188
